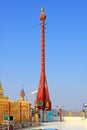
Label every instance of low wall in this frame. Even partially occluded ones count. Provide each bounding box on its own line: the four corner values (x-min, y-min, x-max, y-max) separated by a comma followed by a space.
64, 116, 85, 122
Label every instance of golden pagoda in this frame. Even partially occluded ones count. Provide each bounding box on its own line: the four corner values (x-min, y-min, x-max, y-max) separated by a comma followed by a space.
0, 82, 8, 100
0, 82, 31, 124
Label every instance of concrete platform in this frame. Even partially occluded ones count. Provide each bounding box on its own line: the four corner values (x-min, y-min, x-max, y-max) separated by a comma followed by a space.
29, 120, 87, 130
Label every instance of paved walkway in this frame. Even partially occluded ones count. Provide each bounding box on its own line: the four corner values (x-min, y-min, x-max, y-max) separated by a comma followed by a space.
20, 121, 87, 130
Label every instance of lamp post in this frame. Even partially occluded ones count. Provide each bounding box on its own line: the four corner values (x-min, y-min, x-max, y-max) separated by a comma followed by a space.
56, 105, 64, 122
31, 90, 37, 107
30, 90, 37, 122
82, 103, 87, 118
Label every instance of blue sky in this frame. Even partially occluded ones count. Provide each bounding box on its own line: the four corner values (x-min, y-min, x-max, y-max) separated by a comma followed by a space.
0, 0, 87, 110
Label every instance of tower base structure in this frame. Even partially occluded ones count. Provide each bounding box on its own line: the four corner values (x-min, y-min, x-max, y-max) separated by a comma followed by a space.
35, 73, 51, 111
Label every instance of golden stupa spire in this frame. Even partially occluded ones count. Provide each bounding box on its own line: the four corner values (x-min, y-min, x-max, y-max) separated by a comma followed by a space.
0, 82, 3, 96
20, 88, 25, 101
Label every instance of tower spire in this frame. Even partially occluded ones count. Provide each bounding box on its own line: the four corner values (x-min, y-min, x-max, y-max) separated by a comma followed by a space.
35, 8, 51, 111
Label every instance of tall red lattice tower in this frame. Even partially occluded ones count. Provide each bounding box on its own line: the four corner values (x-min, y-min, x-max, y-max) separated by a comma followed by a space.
35, 8, 51, 111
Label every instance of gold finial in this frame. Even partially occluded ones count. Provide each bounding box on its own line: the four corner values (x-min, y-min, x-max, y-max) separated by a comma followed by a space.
41, 7, 44, 13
